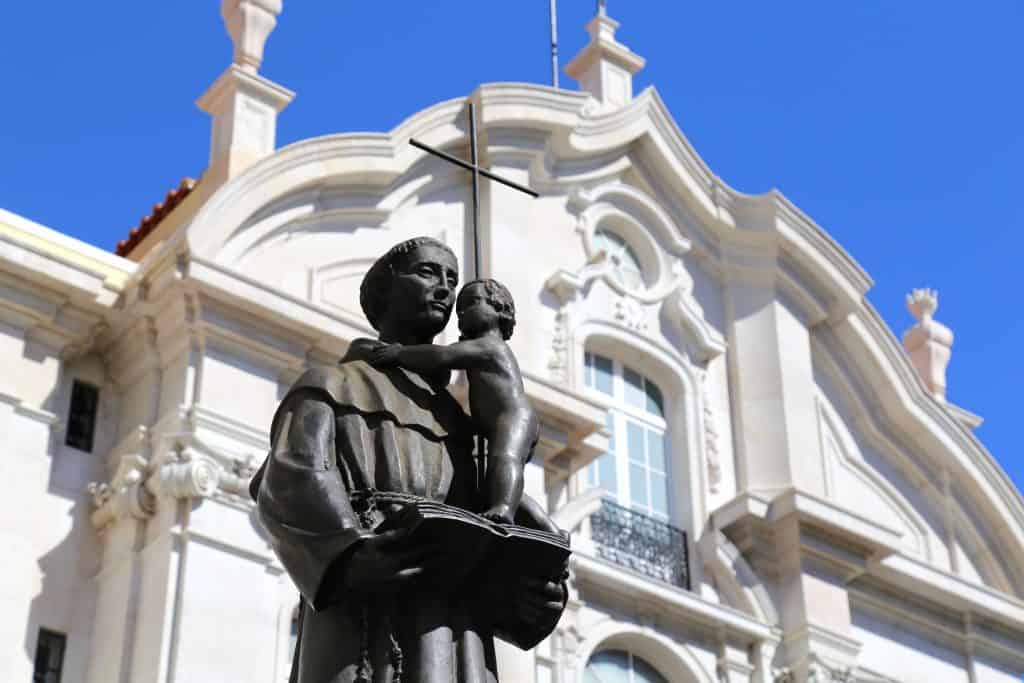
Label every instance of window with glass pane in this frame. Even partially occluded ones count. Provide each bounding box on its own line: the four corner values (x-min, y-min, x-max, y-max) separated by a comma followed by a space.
594, 229, 645, 291
33, 628, 66, 683
583, 649, 668, 683
584, 352, 671, 521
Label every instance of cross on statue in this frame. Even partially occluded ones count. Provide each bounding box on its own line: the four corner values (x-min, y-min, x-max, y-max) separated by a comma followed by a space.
410, 101, 538, 281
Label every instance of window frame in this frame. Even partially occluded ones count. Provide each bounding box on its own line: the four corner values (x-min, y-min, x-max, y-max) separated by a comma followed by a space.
583, 351, 672, 522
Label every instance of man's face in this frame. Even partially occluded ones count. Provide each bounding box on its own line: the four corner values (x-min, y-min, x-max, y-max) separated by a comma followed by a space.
382, 244, 459, 340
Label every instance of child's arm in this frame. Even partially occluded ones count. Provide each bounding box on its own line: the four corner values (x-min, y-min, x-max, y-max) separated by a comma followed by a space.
370, 340, 491, 372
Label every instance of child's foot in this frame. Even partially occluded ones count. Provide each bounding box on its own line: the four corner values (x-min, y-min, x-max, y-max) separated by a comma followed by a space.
482, 505, 514, 525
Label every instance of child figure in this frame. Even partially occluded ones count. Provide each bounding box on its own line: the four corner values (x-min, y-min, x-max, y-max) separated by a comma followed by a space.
370, 279, 542, 525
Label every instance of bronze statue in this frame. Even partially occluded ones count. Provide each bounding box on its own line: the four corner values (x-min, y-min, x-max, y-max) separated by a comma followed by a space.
249, 237, 567, 683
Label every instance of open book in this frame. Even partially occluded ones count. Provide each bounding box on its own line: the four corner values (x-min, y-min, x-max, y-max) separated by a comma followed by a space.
376, 500, 571, 649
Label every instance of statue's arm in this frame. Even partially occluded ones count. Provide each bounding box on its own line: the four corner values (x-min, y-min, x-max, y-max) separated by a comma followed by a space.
255, 394, 369, 610
255, 389, 448, 607
390, 340, 491, 371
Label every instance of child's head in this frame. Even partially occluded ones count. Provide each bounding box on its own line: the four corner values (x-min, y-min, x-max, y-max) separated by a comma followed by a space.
456, 279, 516, 340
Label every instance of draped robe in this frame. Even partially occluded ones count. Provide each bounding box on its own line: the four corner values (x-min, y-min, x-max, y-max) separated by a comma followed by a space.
250, 339, 496, 683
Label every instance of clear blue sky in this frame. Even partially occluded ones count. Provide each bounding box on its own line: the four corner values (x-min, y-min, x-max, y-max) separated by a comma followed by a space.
2, 3, 1022, 492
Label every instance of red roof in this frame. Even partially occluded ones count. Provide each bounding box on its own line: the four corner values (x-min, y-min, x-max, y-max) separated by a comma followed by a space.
115, 178, 197, 257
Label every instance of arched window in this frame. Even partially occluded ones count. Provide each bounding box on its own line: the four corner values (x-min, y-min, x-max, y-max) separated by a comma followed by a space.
584, 352, 670, 521
584, 649, 668, 683
594, 229, 645, 291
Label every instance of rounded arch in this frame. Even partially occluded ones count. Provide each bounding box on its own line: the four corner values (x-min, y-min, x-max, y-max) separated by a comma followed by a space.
575, 619, 715, 683
575, 320, 699, 401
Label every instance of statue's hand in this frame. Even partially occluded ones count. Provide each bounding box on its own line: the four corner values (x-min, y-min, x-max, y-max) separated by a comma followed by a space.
512, 575, 568, 624
368, 343, 402, 368
341, 528, 442, 592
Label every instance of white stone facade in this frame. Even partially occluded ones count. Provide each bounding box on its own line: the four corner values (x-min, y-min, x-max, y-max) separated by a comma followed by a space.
2, 5, 1024, 683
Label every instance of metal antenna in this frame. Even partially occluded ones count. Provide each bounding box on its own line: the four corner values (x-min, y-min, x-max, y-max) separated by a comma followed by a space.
549, 0, 559, 88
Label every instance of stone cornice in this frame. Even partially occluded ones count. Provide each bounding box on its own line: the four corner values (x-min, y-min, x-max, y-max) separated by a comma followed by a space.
713, 490, 903, 582
0, 208, 134, 296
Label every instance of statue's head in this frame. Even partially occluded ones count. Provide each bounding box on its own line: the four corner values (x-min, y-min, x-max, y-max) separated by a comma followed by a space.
457, 279, 516, 340
360, 237, 459, 343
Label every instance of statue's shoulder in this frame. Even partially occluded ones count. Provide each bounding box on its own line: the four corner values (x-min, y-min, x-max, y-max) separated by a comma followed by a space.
281, 338, 379, 400
284, 361, 379, 405
289, 365, 349, 399
277, 338, 471, 441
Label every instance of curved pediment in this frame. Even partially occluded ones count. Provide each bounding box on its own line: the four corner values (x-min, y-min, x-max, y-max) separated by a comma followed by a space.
174, 81, 1024, 584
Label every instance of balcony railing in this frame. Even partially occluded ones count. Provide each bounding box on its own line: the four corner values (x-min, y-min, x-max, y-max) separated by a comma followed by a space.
590, 498, 691, 590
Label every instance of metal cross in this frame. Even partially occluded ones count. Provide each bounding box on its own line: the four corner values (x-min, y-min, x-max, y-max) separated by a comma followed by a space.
410, 101, 538, 281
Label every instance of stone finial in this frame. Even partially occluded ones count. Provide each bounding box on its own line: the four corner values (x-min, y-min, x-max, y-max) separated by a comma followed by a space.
906, 287, 938, 322
902, 288, 954, 401
197, 0, 294, 195
221, 0, 283, 73
565, 4, 645, 109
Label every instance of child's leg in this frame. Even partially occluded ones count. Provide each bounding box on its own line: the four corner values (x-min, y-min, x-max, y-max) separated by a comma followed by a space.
514, 494, 562, 535
481, 450, 523, 524
482, 408, 538, 523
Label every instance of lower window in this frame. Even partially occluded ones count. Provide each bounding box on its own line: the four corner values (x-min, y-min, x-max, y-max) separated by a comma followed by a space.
584, 649, 668, 683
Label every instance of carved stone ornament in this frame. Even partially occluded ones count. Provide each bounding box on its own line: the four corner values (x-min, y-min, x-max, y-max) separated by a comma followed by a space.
613, 296, 648, 331
87, 455, 155, 529
220, 454, 261, 497
87, 448, 225, 530
773, 670, 795, 683
701, 372, 723, 494
147, 449, 221, 500
548, 307, 571, 383
544, 183, 726, 382
806, 655, 855, 683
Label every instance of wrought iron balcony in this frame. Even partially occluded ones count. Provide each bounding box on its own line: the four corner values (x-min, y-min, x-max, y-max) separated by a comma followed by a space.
590, 498, 691, 590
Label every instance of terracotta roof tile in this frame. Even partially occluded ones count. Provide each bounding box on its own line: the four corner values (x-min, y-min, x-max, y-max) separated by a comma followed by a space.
115, 177, 197, 256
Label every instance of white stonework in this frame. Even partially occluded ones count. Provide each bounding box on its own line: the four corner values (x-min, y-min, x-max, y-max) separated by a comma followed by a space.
2, 5, 1024, 683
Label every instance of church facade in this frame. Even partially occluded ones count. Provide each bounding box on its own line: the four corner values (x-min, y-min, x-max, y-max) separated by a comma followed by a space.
3, 3, 1024, 682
